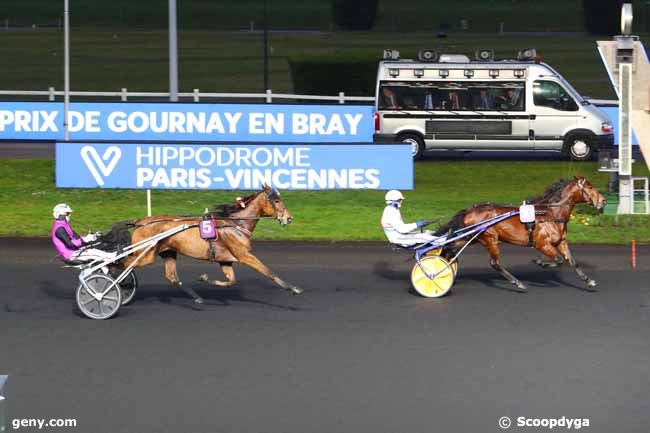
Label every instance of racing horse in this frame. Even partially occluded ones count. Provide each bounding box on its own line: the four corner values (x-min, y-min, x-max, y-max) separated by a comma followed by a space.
436, 176, 606, 291
118, 184, 302, 303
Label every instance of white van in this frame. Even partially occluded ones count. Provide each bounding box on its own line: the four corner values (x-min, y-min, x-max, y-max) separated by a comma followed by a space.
373, 49, 614, 160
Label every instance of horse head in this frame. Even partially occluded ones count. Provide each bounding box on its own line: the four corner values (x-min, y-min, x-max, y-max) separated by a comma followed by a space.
572, 176, 606, 210
261, 183, 293, 225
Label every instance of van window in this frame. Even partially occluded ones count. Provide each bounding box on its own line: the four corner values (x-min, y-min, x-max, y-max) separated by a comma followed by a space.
378, 81, 525, 111
533, 81, 578, 111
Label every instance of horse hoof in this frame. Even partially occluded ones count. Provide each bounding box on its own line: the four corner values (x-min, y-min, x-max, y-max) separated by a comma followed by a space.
290, 286, 303, 295
514, 282, 527, 292
193, 297, 205, 304
198, 273, 208, 282
587, 280, 597, 288
532, 258, 543, 266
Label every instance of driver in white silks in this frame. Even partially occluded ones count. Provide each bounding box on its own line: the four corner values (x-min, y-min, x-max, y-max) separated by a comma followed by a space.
381, 190, 441, 247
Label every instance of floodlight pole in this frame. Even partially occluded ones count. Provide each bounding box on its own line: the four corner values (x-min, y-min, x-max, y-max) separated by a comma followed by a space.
63, 0, 70, 141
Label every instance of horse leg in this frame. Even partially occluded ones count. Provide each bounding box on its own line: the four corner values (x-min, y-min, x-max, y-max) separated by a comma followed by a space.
198, 262, 237, 287
532, 242, 564, 269
532, 254, 564, 268
482, 235, 527, 292
557, 240, 597, 288
236, 252, 303, 295
160, 251, 204, 303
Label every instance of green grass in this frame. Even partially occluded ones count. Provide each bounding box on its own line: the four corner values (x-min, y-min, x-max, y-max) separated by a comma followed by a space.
2, 159, 649, 243
4, 28, 649, 99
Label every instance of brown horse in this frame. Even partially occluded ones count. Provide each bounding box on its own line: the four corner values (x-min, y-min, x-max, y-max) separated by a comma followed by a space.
437, 176, 606, 291
118, 184, 302, 303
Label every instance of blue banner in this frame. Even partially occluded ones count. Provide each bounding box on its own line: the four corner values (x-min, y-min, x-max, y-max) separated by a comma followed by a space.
55, 142, 413, 190
0, 102, 374, 142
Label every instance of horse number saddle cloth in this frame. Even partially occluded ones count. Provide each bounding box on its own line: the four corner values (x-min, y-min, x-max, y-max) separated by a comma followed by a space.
519, 203, 536, 247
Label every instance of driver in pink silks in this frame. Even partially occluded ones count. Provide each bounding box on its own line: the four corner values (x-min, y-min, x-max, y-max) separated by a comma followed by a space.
381, 190, 440, 247
51, 203, 117, 263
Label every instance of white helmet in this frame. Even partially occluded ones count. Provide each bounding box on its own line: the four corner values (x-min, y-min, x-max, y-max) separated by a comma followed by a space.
52, 203, 73, 219
385, 190, 405, 203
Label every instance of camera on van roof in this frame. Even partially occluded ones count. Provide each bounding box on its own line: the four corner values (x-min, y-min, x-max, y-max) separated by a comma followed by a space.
475, 49, 495, 61
383, 49, 400, 60
417, 49, 438, 62
517, 48, 537, 61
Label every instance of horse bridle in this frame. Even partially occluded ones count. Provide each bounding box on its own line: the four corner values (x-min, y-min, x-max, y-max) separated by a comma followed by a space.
576, 179, 599, 207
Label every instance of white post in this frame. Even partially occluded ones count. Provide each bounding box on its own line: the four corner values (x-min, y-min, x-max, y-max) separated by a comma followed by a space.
63, 0, 70, 141
266, 89, 272, 103
48, 86, 55, 101
193, 88, 199, 102
121, 87, 127, 101
168, 0, 178, 102
617, 4, 635, 214
339, 91, 345, 104
0, 375, 7, 433
146, 189, 152, 217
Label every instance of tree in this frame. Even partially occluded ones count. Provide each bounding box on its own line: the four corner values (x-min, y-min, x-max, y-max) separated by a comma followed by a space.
583, 0, 625, 35
332, 0, 379, 30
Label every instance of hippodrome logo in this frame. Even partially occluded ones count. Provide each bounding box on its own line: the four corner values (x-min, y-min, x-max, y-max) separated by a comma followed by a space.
80, 145, 122, 186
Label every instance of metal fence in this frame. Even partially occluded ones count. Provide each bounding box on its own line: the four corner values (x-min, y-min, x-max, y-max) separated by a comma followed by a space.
0, 89, 376, 104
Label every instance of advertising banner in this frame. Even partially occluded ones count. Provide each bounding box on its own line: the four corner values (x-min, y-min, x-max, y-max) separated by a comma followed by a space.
0, 102, 374, 142
55, 142, 413, 190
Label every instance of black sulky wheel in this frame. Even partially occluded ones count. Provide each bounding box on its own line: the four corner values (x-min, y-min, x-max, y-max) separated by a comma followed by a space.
76, 274, 122, 320
115, 271, 137, 306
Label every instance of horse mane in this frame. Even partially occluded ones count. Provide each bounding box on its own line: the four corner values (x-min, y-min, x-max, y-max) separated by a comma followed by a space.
434, 203, 499, 235
527, 179, 573, 203
210, 191, 259, 217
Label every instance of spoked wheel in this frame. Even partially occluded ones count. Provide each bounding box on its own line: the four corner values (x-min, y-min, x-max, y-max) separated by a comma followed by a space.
76, 274, 122, 320
115, 271, 137, 305
411, 256, 455, 298
425, 249, 458, 276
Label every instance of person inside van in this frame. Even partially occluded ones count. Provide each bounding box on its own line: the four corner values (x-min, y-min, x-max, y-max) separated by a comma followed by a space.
424, 90, 440, 110
473, 88, 494, 110
402, 95, 420, 110
444, 90, 462, 110
380, 86, 400, 109
496, 88, 522, 110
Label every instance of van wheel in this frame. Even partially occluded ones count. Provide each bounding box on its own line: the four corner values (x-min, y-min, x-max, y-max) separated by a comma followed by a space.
398, 134, 425, 160
563, 134, 594, 161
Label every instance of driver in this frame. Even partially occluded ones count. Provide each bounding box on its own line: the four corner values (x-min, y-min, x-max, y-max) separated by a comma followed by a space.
51, 203, 117, 263
381, 190, 439, 247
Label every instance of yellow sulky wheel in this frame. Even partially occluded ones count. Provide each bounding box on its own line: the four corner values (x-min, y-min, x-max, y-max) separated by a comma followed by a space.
424, 249, 458, 276
411, 255, 455, 298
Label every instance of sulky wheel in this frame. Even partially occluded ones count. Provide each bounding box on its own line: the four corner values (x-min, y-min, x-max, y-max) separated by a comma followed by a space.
424, 249, 458, 276
115, 271, 137, 306
411, 256, 455, 298
76, 274, 123, 320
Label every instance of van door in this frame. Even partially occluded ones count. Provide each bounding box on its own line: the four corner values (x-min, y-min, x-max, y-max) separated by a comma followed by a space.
530, 80, 579, 150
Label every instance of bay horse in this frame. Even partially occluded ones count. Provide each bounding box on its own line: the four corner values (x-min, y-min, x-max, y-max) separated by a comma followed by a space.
436, 176, 606, 291
118, 184, 302, 303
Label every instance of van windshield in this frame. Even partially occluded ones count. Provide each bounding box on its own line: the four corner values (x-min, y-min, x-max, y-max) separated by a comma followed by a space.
378, 81, 526, 111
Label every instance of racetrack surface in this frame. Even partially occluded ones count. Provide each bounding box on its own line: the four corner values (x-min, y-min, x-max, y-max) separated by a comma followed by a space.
1, 239, 649, 433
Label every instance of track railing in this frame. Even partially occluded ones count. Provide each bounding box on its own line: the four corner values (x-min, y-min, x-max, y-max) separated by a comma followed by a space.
0, 88, 375, 104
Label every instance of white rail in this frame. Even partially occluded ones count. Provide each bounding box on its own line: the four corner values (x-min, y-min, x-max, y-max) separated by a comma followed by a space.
0, 88, 375, 103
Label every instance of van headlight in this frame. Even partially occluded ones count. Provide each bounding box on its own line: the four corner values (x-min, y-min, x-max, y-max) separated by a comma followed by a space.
601, 122, 613, 134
